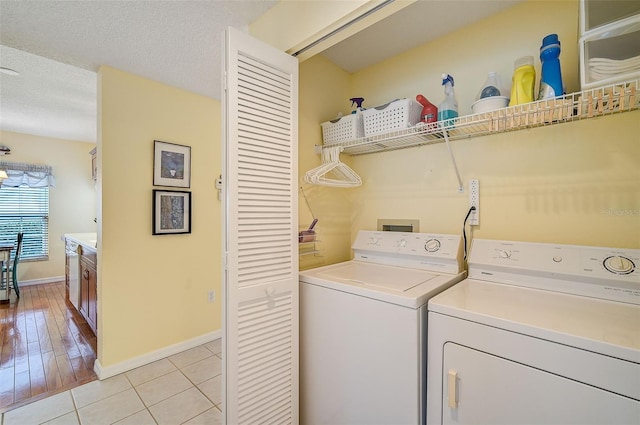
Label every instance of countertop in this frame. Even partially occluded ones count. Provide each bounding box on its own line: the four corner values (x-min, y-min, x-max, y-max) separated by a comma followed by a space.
63, 233, 97, 252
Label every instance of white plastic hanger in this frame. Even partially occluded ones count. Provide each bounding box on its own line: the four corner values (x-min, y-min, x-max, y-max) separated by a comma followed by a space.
303, 146, 362, 187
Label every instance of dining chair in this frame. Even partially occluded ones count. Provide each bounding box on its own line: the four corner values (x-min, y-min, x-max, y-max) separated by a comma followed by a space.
8, 232, 23, 298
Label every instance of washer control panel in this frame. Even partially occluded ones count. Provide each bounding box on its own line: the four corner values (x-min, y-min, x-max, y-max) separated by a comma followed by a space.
468, 239, 640, 304
352, 231, 463, 273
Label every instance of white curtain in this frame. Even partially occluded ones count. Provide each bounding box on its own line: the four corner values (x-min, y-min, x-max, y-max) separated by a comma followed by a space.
0, 162, 55, 188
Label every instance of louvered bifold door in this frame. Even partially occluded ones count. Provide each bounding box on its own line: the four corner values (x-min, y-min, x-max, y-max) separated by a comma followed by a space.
222, 27, 299, 425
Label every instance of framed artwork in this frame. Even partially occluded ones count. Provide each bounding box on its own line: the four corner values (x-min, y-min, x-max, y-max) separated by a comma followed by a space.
153, 140, 191, 188
153, 190, 191, 235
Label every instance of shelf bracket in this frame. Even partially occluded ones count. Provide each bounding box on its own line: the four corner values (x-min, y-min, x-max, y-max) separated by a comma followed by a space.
442, 127, 464, 193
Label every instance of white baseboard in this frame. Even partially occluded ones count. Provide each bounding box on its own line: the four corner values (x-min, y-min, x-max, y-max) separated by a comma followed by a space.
18, 276, 65, 287
93, 330, 222, 380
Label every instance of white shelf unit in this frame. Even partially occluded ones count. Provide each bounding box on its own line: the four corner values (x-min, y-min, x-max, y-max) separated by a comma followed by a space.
579, 0, 640, 89
580, 0, 640, 34
324, 80, 639, 156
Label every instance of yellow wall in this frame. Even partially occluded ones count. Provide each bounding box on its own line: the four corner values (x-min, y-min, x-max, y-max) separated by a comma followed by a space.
299, 0, 639, 253
0, 131, 96, 281
350, 112, 640, 248
298, 55, 355, 269
98, 66, 221, 367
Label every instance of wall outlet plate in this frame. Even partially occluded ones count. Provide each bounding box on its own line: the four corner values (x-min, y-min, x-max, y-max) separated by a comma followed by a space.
469, 179, 479, 226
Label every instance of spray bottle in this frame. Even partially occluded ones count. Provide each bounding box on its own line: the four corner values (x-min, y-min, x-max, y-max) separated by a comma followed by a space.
437, 74, 458, 122
349, 97, 365, 114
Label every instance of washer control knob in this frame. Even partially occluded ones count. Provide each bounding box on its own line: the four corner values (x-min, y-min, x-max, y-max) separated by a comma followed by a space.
369, 237, 380, 246
498, 250, 511, 259
553, 256, 563, 263
425, 239, 441, 252
604, 256, 635, 274
398, 239, 407, 248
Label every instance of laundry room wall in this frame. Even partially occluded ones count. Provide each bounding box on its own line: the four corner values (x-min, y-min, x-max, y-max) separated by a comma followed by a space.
297, 0, 638, 253
343, 0, 639, 249
298, 55, 355, 269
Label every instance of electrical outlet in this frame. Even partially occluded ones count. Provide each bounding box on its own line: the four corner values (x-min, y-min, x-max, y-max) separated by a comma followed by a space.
208, 290, 215, 303
469, 179, 480, 226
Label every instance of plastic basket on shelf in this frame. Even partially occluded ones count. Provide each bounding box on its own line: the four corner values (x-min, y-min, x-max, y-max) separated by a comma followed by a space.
321, 114, 364, 145
362, 98, 422, 137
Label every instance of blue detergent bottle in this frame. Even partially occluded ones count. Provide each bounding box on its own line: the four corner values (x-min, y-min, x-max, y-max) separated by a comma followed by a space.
438, 74, 458, 122
537, 34, 564, 100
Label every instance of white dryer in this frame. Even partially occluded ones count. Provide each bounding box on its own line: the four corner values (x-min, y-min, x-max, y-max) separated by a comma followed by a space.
300, 230, 466, 425
427, 239, 640, 424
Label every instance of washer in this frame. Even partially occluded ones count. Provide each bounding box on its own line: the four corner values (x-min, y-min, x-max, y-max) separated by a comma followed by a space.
427, 239, 640, 424
300, 230, 466, 425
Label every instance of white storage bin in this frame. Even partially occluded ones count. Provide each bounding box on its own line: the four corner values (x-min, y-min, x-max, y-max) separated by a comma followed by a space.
362, 98, 422, 137
580, 14, 640, 89
321, 114, 364, 145
580, 0, 640, 33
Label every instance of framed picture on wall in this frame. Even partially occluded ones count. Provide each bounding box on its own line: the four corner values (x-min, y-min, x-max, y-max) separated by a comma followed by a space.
153, 140, 191, 188
153, 190, 191, 235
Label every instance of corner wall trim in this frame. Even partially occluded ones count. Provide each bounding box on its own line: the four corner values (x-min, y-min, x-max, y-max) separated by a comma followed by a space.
93, 330, 221, 380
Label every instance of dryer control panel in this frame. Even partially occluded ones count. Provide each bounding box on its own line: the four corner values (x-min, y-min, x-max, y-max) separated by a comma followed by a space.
468, 239, 640, 304
352, 231, 463, 274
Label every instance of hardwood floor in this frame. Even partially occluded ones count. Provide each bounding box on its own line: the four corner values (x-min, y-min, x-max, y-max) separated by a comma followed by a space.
0, 281, 97, 413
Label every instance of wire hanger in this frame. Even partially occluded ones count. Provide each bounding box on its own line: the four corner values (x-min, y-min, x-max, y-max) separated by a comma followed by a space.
303, 146, 362, 187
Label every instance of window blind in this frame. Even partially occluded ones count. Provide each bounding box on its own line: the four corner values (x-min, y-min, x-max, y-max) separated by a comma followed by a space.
0, 186, 49, 261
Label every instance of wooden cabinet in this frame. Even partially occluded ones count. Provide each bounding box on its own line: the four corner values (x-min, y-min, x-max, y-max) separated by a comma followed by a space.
64, 246, 70, 302
78, 245, 97, 335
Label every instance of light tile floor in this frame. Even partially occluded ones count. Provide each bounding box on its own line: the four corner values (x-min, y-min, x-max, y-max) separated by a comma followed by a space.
1, 339, 223, 425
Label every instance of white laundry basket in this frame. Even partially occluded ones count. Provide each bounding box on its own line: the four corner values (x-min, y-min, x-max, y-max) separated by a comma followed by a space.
363, 99, 422, 137
321, 114, 364, 145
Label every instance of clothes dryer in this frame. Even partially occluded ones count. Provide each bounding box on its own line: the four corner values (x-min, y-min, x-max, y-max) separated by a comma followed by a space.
427, 239, 640, 424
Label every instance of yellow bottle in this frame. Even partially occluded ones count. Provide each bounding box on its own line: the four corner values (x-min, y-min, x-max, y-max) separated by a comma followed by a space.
509, 56, 536, 106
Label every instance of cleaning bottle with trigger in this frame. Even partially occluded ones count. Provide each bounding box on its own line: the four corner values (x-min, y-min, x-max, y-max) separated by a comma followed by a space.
349, 97, 365, 114
437, 74, 458, 122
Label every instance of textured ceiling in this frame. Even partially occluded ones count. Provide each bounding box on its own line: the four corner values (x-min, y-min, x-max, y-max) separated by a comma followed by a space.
0, 0, 277, 143
0, 0, 522, 144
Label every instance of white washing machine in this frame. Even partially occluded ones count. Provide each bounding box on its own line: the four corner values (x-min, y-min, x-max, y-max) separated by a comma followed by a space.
427, 239, 640, 424
300, 230, 466, 425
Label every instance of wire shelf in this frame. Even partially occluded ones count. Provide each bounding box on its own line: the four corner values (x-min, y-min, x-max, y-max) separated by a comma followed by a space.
328, 79, 639, 156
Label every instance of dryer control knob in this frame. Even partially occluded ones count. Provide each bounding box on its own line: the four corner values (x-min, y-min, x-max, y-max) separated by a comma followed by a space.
604, 256, 635, 274
425, 239, 441, 252
398, 239, 407, 248
498, 250, 511, 259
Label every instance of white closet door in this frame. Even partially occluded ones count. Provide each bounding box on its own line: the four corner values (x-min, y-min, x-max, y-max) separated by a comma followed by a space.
222, 26, 299, 425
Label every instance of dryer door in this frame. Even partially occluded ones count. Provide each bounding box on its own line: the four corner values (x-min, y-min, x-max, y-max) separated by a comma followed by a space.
441, 342, 639, 424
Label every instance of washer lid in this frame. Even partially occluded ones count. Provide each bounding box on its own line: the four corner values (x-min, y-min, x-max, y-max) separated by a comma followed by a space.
300, 260, 466, 308
318, 262, 436, 292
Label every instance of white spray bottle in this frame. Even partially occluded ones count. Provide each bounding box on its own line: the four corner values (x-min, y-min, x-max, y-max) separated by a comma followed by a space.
437, 73, 458, 122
